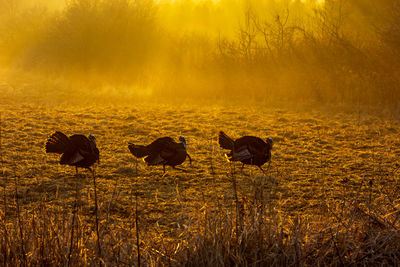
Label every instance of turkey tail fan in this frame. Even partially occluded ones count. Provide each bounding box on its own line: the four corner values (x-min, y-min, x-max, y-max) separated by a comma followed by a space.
128, 144, 149, 158
218, 131, 234, 150
45, 131, 70, 154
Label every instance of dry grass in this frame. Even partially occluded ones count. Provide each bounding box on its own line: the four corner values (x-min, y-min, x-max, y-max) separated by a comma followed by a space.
1, 101, 400, 265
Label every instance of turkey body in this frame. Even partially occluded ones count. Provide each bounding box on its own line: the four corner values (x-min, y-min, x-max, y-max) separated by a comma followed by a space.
219, 131, 273, 172
45, 131, 99, 171
128, 136, 191, 172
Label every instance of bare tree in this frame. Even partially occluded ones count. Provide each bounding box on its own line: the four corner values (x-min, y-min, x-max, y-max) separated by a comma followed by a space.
237, 7, 258, 61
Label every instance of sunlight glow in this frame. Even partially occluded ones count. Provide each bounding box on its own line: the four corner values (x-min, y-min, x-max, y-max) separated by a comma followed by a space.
0, 0, 395, 105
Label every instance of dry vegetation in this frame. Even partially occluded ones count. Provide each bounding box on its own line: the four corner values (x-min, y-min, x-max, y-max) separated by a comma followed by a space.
2, 101, 400, 265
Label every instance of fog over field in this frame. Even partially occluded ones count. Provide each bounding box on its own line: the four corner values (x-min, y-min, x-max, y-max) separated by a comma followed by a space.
1, 0, 400, 107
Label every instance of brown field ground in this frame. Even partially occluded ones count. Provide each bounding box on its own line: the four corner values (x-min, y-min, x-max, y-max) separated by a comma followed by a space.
2, 100, 400, 265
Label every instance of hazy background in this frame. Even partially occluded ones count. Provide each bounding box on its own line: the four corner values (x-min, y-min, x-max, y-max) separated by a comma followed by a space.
1, 0, 400, 108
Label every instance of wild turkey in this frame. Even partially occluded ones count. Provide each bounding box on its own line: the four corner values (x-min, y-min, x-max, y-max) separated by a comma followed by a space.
218, 131, 273, 174
45, 131, 100, 174
128, 136, 192, 173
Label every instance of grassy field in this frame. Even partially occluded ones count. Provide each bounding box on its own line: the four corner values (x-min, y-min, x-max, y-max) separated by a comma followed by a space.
2, 100, 400, 265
